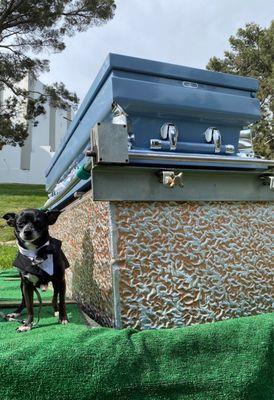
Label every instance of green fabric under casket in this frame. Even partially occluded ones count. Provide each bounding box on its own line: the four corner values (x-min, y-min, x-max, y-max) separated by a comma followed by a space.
0, 268, 53, 302
0, 269, 273, 400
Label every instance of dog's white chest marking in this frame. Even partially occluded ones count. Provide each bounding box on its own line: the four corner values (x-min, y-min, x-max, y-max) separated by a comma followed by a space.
18, 242, 54, 276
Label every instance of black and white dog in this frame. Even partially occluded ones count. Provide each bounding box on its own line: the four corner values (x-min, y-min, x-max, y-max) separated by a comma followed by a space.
2, 208, 69, 332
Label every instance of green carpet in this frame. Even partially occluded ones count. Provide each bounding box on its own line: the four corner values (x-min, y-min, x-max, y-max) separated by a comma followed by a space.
0, 270, 273, 400
0, 269, 53, 302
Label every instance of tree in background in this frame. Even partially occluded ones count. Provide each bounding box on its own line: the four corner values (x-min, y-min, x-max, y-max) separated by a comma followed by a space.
207, 21, 273, 159
0, 0, 116, 149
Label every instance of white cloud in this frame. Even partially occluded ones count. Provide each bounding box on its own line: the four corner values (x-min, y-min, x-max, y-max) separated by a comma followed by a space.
40, 0, 274, 101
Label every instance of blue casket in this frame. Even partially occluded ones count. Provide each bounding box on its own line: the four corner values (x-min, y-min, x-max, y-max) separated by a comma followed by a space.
45, 54, 274, 209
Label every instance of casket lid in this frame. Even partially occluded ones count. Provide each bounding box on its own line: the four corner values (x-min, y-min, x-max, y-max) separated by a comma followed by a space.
46, 54, 258, 177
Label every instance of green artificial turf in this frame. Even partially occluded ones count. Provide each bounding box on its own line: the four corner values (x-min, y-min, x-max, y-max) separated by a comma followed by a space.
0, 313, 273, 400
0, 267, 273, 400
0, 269, 53, 302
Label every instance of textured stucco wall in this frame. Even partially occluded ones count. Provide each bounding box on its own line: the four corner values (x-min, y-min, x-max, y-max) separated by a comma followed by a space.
113, 201, 274, 329
50, 193, 274, 329
50, 194, 114, 326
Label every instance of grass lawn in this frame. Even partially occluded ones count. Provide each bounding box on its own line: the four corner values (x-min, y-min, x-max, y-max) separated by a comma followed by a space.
0, 184, 47, 269
0, 245, 17, 270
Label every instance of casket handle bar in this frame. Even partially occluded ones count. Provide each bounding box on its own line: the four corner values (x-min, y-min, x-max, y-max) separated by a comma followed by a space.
152, 125, 233, 154
150, 139, 235, 155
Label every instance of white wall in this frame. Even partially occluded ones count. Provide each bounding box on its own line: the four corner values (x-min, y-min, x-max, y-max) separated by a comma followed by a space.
0, 75, 71, 185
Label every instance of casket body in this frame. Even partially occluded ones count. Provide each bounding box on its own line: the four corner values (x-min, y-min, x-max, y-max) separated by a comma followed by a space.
47, 55, 274, 329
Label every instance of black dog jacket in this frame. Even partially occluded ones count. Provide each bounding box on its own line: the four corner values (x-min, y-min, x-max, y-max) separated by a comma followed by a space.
13, 237, 69, 286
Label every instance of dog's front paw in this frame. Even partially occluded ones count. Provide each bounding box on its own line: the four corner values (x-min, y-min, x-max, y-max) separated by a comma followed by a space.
6, 312, 21, 321
16, 324, 32, 333
59, 318, 69, 325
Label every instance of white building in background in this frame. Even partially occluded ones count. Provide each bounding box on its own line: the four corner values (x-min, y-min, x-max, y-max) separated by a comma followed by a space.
0, 74, 72, 185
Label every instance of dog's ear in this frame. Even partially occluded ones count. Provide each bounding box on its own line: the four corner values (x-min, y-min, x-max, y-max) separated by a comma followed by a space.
46, 210, 62, 225
2, 212, 16, 227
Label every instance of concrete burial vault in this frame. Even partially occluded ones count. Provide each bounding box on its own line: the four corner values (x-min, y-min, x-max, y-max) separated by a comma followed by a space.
47, 54, 274, 328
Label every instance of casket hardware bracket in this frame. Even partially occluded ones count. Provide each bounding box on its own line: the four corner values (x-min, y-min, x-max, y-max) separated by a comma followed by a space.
157, 171, 184, 188
85, 149, 97, 158
74, 191, 86, 199
259, 173, 274, 190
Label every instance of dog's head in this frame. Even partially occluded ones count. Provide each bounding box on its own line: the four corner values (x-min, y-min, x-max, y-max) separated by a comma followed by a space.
2, 209, 61, 243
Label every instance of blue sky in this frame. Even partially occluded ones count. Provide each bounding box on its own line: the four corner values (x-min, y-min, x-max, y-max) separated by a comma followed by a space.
40, 0, 274, 102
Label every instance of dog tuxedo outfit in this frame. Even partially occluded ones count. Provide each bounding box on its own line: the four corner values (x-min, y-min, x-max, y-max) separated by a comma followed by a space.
13, 237, 69, 288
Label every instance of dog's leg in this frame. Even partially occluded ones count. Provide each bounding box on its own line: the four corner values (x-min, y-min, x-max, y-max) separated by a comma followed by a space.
17, 281, 34, 332
6, 299, 25, 320
52, 281, 59, 317
6, 278, 25, 320
58, 279, 68, 324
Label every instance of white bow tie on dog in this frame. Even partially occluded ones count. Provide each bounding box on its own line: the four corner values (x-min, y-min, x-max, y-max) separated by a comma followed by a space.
17, 241, 54, 275
17, 241, 54, 290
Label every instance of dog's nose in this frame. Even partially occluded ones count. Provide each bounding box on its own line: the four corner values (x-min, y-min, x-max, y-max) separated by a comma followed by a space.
24, 228, 32, 236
